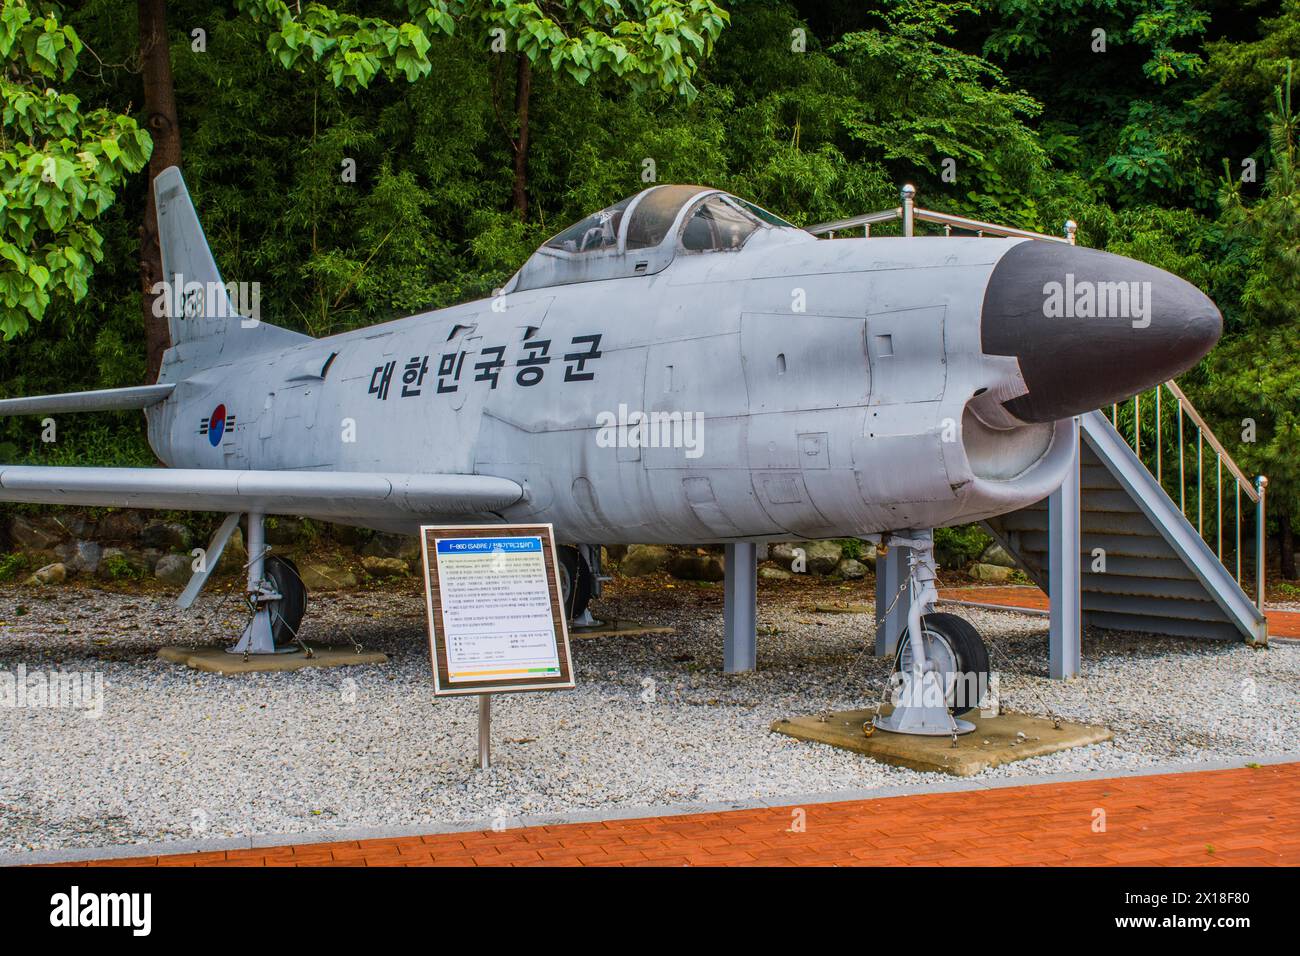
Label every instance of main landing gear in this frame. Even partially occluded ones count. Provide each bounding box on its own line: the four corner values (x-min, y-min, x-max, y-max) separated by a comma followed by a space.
873, 530, 990, 736
227, 512, 308, 656
557, 544, 595, 625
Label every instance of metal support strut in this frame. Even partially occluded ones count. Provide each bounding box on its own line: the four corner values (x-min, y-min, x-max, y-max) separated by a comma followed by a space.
226, 511, 290, 656
723, 542, 758, 673
873, 530, 976, 737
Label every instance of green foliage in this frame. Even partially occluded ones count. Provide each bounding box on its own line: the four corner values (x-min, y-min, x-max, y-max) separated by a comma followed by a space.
235, 0, 731, 98
0, 0, 152, 338
99, 551, 143, 581
0, 551, 29, 581
1196, 61, 1300, 526
935, 523, 993, 567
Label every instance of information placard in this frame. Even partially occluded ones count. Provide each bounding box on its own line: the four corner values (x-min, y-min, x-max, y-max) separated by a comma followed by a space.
419, 524, 574, 695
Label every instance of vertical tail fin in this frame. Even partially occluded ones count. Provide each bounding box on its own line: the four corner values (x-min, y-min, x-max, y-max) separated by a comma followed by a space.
153, 166, 309, 370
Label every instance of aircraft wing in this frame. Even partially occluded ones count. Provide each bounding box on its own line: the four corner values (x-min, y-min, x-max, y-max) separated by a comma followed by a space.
0, 466, 523, 519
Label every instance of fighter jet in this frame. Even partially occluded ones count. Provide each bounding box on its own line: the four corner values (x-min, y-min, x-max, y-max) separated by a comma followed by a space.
0, 170, 1221, 731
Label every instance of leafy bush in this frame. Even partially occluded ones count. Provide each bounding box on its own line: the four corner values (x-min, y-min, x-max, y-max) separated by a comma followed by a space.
100, 553, 144, 581
934, 524, 993, 569
0, 553, 30, 582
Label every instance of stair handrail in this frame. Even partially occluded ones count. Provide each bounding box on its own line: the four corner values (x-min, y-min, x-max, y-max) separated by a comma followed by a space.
813, 183, 1268, 614
1112, 382, 1267, 613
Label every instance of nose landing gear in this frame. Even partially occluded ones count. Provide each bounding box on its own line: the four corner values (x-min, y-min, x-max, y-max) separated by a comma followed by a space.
873, 530, 990, 737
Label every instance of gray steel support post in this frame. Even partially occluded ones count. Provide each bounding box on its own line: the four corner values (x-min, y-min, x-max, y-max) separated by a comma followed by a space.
723, 542, 758, 673
874, 544, 910, 657
1049, 432, 1082, 679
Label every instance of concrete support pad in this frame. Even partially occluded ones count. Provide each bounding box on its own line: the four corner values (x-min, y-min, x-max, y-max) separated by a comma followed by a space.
771, 707, 1111, 776
158, 644, 387, 674
568, 621, 677, 641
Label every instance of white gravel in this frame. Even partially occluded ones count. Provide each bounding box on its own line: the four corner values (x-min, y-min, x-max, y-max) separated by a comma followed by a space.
1, 580, 1296, 854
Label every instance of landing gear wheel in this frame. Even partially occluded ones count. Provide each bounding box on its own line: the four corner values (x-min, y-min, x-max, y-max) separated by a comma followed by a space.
264, 555, 307, 647
894, 612, 989, 716
556, 545, 593, 622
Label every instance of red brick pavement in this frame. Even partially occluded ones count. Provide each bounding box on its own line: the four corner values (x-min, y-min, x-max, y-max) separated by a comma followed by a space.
939, 585, 1300, 638
52, 761, 1300, 867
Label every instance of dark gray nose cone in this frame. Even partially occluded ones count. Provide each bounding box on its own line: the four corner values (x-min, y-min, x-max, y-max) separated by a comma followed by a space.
981, 240, 1222, 423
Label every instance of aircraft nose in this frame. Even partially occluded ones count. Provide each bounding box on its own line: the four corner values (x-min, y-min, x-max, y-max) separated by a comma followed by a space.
980, 240, 1222, 424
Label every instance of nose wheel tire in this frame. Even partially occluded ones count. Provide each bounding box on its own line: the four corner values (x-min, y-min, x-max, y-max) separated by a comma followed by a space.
264, 555, 307, 647
556, 545, 593, 622
894, 612, 989, 716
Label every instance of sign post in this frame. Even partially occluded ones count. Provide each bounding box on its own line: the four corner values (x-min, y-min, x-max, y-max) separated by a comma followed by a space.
478, 694, 491, 769
419, 524, 574, 769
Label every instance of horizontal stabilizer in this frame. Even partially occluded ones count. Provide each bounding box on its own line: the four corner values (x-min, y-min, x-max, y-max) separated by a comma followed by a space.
0, 384, 175, 417
0, 466, 524, 519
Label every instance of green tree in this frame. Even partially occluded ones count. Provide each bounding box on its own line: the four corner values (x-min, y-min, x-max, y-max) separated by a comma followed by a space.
0, 0, 152, 339
1203, 62, 1300, 578
235, 0, 730, 218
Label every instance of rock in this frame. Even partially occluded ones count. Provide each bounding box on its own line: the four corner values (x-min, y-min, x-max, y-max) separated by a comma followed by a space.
667, 553, 725, 582
266, 517, 306, 546
8, 515, 65, 551
362, 556, 408, 578
620, 544, 670, 577
154, 553, 193, 587
95, 510, 147, 541
759, 565, 792, 581
299, 563, 358, 591
980, 542, 1018, 569
358, 532, 419, 561
225, 528, 248, 566
66, 540, 103, 576
836, 558, 868, 580
804, 541, 843, 575
141, 521, 193, 551
769, 540, 842, 575
970, 562, 1013, 584
26, 563, 67, 585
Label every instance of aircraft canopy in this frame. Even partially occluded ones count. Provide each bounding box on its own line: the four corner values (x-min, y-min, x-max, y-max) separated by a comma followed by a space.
511, 185, 802, 292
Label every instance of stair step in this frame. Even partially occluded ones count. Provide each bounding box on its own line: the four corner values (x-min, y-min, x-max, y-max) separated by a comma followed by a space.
1084, 610, 1241, 642
1081, 591, 1231, 623
1080, 574, 1221, 602
1018, 530, 1178, 560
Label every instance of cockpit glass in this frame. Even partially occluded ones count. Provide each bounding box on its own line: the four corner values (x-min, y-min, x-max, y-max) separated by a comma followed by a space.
544, 196, 633, 254
681, 196, 760, 252
626, 185, 712, 249
728, 196, 796, 228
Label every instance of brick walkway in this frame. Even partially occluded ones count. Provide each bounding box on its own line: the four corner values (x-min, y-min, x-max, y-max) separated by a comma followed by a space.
939, 585, 1300, 638
56, 762, 1300, 867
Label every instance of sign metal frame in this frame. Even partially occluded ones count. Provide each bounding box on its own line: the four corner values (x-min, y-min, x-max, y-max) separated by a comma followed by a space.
419, 523, 575, 697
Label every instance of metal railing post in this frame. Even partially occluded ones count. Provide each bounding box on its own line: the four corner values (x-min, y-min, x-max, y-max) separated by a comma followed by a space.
901, 184, 915, 237
1256, 476, 1268, 612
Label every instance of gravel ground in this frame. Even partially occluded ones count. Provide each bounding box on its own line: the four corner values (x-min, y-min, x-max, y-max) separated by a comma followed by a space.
0, 577, 1297, 854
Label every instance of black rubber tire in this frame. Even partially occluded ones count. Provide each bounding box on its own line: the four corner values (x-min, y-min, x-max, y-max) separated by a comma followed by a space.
894, 612, 989, 716
265, 555, 307, 647
556, 545, 593, 622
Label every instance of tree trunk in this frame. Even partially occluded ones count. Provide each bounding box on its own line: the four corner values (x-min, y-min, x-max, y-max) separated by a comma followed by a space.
512, 54, 531, 221
138, 0, 181, 384
1280, 508, 1296, 580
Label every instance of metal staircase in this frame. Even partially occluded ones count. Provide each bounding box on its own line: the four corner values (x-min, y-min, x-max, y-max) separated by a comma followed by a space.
810, 185, 1270, 655
984, 410, 1267, 644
